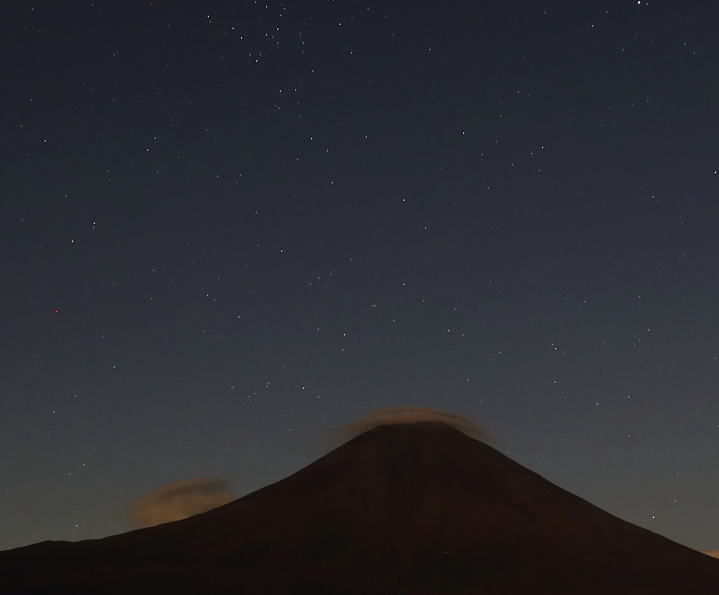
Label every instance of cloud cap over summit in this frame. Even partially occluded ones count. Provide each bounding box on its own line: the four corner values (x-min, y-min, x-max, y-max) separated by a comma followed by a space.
332, 406, 491, 446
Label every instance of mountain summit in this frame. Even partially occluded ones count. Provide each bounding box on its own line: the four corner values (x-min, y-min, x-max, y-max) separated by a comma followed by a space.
2, 422, 718, 594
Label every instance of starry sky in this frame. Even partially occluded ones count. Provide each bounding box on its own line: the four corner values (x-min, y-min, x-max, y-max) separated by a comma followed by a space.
3, 0, 719, 552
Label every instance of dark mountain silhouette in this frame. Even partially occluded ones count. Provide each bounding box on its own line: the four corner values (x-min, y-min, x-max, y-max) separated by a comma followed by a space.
2, 422, 718, 594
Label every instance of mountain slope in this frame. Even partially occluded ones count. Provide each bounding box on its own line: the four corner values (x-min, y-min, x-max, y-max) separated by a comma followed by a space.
2, 422, 718, 594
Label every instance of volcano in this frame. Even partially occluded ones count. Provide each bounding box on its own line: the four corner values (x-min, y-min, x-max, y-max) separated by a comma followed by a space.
2, 422, 718, 594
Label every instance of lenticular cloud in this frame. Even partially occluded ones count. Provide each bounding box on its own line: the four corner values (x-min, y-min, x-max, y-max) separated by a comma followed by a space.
332, 406, 491, 445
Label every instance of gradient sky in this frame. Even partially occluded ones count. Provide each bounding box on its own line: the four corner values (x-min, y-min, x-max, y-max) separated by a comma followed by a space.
3, 1, 719, 552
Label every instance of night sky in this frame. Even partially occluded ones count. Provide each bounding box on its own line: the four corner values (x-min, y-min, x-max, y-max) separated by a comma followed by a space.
3, 1, 719, 553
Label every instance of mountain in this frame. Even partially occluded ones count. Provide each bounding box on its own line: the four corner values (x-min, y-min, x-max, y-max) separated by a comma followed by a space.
2, 422, 718, 594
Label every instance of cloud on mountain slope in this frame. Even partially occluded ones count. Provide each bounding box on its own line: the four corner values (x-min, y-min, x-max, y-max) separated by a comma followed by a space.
128, 478, 234, 528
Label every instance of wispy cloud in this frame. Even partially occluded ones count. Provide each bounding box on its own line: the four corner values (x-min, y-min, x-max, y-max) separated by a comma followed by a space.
128, 478, 234, 528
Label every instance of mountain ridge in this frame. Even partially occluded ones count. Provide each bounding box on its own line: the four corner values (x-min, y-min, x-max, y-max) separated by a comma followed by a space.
2, 421, 718, 594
